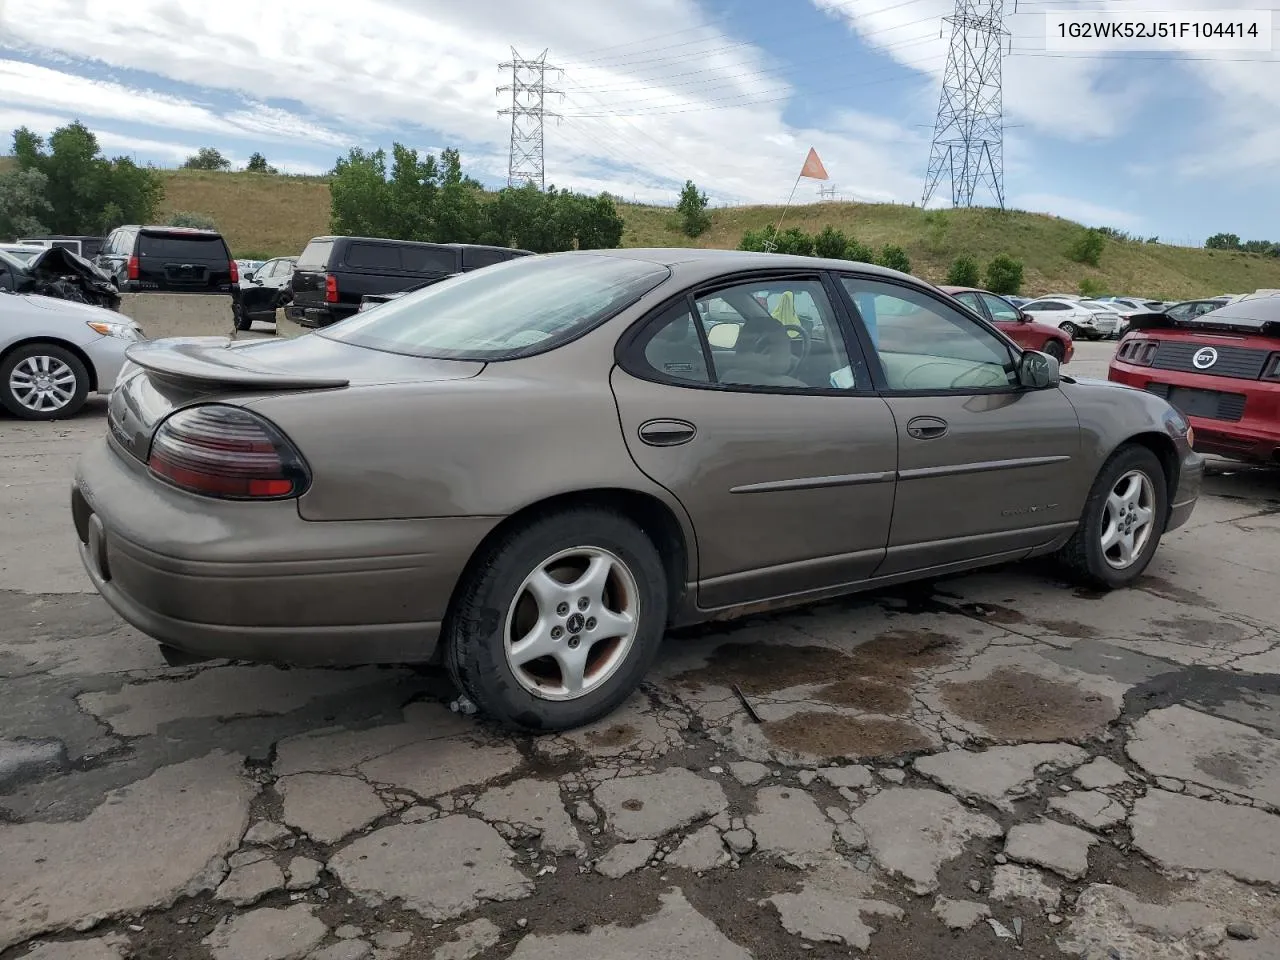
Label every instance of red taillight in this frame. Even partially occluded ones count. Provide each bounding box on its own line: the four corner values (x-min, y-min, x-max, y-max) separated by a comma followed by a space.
147, 405, 309, 500
1263, 353, 1280, 382
127, 256, 139, 280
325, 273, 338, 303
229, 260, 239, 284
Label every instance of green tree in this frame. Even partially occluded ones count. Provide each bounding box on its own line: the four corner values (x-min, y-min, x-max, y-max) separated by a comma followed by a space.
167, 211, 217, 229
844, 238, 874, 263
183, 147, 231, 171
813, 225, 848, 259
1241, 239, 1276, 255
11, 122, 163, 233
0, 168, 52, 238
945, 254, 981, 286
328, 147, 393, 237
877, 244, 911, 273
1067, 227, 1105, 266
1078, 276, 1105, 298
675, 179, 711, 238
984, 254, 1024, 295
737, 226, 777, 252
433, 147, 480, 244
1205, 232, 1242, 250
245, 152, 277, 174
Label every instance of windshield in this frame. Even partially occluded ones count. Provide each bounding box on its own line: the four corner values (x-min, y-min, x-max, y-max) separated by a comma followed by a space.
1, 247, 39, 264
317, 253, 671, 360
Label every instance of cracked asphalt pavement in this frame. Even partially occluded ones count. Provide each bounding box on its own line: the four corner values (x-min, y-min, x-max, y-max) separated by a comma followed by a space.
4, 343, 1280, 960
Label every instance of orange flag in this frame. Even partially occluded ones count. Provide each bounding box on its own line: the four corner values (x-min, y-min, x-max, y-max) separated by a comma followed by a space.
799, 147, 829, 181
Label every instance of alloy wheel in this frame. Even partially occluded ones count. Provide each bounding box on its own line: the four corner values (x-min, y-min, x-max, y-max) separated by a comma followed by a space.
503, 546, 640, 701
8, 355, 78, 414
1100, 469, 1156, 569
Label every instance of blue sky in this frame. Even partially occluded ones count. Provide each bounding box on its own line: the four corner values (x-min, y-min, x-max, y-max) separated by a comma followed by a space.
0, 0, 1275, 246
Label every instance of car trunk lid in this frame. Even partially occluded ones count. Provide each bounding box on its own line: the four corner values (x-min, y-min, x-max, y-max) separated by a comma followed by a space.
108, 334, 483, 462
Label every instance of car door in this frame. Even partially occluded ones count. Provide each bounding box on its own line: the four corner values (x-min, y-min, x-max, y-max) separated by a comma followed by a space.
835, 274, 1083, 576
610, 273, 898, 610
240, 259, 280, 322
978, 292, 1036, 348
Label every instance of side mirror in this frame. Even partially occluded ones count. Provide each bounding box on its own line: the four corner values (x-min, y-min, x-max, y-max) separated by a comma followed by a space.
1017, 310, 1031, 323
243, 271, 255, 282
1018, 350, 1060, 389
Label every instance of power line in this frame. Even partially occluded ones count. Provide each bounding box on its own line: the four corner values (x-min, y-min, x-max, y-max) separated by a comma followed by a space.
922, 0, 1009, 209
497, 48, 562, 190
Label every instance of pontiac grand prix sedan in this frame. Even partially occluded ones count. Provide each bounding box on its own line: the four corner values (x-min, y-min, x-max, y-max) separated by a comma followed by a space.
71, 250, 1203, 731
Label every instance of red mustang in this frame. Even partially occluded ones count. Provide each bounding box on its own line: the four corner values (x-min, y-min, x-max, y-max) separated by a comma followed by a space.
938, 286, 1075, 363
1109, 295, 1280, 464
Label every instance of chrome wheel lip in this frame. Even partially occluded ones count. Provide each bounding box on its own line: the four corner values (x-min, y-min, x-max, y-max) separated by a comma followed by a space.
1100, 469, 1157, 570
502, 545, 641, 702
8, 356, 78, 413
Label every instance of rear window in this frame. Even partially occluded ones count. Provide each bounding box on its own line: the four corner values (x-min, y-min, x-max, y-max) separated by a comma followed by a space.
138, 233, 228, 260
346, 243, 402, 270
402, 246, 458, 273
318, 254, 670, 361
462, 248, 513, 270
296, 240, 334, 272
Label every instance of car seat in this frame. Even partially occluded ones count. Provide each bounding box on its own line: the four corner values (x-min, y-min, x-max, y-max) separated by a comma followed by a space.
717, 315, 807, 387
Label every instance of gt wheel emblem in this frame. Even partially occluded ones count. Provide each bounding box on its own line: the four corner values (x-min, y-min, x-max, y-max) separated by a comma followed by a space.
1192, 347, 1218, 370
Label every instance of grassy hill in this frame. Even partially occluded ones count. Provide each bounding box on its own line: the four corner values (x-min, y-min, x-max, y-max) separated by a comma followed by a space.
10, 164, 1280, 300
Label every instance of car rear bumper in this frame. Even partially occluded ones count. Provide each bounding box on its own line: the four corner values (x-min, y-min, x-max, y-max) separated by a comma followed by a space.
71, 438, 500, 665
1108, 363, 1280, 465
286, 304, 352, 327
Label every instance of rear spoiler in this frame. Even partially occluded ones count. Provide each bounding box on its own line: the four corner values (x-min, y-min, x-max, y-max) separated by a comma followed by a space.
1126, 312, 1280, 339
125, 337, 350, 389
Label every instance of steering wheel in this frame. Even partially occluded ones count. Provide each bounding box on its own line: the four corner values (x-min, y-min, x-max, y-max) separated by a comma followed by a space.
783, 324, 812, 374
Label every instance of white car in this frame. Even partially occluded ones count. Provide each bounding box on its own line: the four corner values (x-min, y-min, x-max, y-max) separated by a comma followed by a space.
0, 286, 143, 420
1021, 297, 1118, 341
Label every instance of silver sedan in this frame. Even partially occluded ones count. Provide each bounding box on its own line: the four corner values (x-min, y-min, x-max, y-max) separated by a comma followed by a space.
0, 291, 144, 420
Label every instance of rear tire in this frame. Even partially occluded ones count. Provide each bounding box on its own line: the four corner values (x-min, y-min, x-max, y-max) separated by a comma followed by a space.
1056, 444, 1168, 589
1042, 339, 1066, 362
0, 343, 90, 421
1060, 322, 1078, 339
445, 507, 669, 731
232, 304, 253, 331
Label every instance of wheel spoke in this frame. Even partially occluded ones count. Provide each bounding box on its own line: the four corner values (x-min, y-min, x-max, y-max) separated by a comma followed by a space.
1116, 474, 1141, 508
568, 554, 612, 604
554, 645, 592, 696
1115, 530, 1135, 566
524, 568, 564, 616
591, 607, 634, 641
1100, 522, 1123, 552
1132, 504, 1153, 528
1106, 490, 1126, 518
509, 622, 559, 667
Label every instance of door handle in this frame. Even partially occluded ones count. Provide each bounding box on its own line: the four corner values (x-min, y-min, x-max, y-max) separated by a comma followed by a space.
638, 419, 697, 447
906, 416, 948, 440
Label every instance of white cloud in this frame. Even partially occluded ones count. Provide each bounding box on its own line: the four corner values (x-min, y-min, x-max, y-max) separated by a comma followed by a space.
1018, 192, 1142, 231
0, 0, 928, 205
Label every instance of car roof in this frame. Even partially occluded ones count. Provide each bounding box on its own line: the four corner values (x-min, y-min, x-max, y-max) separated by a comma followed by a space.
1206, 295, 1280, 324
130, 225, 224, 236
561, 247, 915, 280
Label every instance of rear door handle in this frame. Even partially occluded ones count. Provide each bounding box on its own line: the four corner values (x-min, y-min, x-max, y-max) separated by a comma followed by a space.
906, 416, 948, 440
638, 419, 697, 447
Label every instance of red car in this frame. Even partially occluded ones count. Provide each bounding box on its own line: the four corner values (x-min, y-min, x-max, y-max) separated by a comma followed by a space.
939, 286, 1074, 363
1109, 296, 1280, 464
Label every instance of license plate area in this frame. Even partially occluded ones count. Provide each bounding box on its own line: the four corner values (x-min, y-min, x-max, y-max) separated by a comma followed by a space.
1146, 383, 1246, 422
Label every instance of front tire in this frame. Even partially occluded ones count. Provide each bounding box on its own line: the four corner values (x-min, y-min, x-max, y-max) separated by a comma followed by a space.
1, 344, 90, 421
445, 507, 669, 731
1056, 444, 1168, 589
1042, 339, 1066, 362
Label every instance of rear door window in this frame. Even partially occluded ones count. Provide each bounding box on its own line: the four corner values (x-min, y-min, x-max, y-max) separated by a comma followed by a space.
296, 240, 333, 272
138, 233, 228, 261
402, 245, 459, 273
346, 243, 403, 270
460, 248, 509, 270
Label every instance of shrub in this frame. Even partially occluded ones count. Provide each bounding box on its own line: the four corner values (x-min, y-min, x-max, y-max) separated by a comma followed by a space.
945, 254, 981, 287
676, 180, 711, 238
985, 254, 1024, 295
813, 225, 848, 259
844, 238, 874, 263
1067, 228, 1105, 266
773, 227, 814, 256
1078, 277, 1105, 298
877, 244, 911, 273
167, 211, 217, 229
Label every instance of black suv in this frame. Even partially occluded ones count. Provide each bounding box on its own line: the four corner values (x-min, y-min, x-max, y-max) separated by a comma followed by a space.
287, 236, 533, 327
94, 226, 237, 293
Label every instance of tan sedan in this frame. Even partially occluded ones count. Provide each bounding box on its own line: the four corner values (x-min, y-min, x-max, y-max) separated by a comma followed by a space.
71, 250, 1203, 730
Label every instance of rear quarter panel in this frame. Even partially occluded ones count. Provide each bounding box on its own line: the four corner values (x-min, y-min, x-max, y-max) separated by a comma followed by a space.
246, 332, 693, 530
